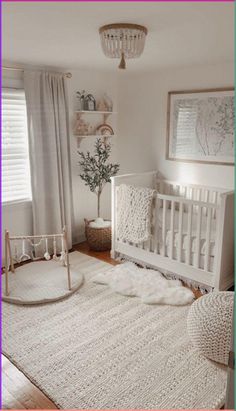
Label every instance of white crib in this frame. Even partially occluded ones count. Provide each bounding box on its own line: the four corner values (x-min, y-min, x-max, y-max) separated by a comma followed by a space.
111, 171, 234, 291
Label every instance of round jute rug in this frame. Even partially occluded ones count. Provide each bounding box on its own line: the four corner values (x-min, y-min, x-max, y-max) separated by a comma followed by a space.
2, 260, 83, 305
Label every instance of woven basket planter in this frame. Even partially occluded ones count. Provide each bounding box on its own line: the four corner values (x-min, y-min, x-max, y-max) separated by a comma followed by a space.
84, 219, 111, 251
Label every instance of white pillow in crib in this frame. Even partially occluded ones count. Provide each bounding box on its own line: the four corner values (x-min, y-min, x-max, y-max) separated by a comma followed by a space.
187, 291, 234, 365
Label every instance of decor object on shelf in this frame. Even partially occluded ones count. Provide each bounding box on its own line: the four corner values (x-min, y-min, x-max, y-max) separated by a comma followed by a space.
99, 23, 148, 69
2, 227, 84, 304
95, 123, 114, 136
76, 90, 86, 111
84, 94, 96, 111
187, 291, 234, 365
96, 99, 109, 112
78, 138, 119, 250
103, 93, 113, 112
167, 88, 234, 165
74, 118, 90, 136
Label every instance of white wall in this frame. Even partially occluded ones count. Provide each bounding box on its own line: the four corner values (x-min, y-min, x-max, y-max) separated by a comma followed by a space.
66, 69, 118, 243
117, 62, 234, 189
2, 61, 234, 256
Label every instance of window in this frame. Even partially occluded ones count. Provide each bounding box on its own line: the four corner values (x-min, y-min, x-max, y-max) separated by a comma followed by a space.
2, 89, 32, 203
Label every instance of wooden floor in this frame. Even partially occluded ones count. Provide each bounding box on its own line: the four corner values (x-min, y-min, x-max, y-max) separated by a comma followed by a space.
2, 241, 201, 409
72, 241, 118, 266
2, 355, 57, 410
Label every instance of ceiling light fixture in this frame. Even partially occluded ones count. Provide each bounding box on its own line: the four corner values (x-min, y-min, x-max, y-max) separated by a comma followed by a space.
99, 23, 148, 69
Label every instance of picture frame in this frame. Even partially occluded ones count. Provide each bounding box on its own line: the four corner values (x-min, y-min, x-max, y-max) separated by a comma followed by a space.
166, 88, 234, 165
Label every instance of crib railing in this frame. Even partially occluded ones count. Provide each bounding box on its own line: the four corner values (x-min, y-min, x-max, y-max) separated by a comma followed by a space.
153, 194, 218, 272
157, 179, 226, 218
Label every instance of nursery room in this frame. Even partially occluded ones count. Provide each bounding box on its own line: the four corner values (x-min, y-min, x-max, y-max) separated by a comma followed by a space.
1, 1, 234, 410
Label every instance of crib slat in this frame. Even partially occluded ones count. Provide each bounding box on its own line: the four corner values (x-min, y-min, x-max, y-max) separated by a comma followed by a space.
211, 191, 215, 217
150, 197, 157, 252
150, 200, 155, 252
191, 187, 194, 200
198, 188, 201, 201
183, 186, 187, 211
178, 202, 183, 262
162, 199, 167, 256
147, 200, 153, 251
195, 205, 202, 268
183, 186, 187, 198
213, 191, 218, 218
153, 196, 160, 254
169, 200, 175, 259
204, 207, 212, 272
211, 190, 216, 206
204, 189, 209, 217
186, 204, 193, 265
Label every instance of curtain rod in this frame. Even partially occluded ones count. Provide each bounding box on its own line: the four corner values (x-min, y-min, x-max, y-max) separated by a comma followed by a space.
2, 66, 72, 78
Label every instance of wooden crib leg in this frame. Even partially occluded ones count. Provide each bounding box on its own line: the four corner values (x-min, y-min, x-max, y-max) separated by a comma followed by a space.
5, 230, 9, 296
63, 226, 71, 291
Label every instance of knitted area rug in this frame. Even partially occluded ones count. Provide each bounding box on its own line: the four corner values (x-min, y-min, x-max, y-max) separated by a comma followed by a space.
2, 251, 227, 409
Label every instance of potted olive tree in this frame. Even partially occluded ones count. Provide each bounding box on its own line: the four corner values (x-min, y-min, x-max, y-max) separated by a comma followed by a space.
78, 138, 119, 250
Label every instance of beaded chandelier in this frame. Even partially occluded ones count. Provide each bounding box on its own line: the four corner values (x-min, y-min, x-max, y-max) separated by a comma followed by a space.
99, 23, 148, 69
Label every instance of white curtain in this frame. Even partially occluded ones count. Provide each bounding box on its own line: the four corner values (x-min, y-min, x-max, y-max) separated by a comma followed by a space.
24, 71, 74, 248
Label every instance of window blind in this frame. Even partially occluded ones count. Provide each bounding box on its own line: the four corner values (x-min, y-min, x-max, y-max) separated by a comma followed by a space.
2, 88, 32, 203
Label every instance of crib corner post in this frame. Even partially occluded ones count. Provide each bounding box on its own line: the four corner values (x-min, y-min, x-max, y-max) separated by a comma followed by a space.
5, 230, 9, 296
111, 176, 117, 261
213, 194, 226, 290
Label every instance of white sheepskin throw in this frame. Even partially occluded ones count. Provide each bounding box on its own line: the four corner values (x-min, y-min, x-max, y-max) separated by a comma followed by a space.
117, 184, 155, 243
92, 262, 194, 305
187, 291, 234, 365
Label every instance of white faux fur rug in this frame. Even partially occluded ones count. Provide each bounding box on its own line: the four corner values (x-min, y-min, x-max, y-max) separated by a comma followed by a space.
2, 252, 227, 409
92, 261, 194, 305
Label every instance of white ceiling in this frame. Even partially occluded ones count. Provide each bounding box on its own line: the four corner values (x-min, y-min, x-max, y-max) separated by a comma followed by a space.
2, 2, 234, 72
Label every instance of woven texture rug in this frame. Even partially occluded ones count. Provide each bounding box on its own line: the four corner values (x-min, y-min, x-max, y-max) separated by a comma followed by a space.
2, 251, 227, 409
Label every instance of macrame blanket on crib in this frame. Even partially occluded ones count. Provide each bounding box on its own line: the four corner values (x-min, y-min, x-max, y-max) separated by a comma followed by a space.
117, 184, 155, 244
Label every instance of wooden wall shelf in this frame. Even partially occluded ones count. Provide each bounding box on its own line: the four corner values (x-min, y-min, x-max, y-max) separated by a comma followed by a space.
74, 110, 117, 147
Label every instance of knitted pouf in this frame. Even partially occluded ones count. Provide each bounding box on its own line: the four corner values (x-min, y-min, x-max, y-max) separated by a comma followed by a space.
187, 291, 234, 365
